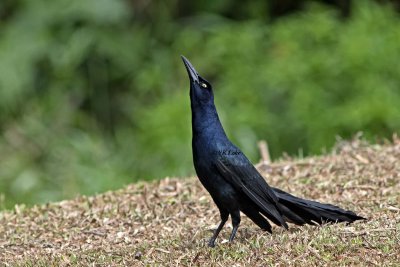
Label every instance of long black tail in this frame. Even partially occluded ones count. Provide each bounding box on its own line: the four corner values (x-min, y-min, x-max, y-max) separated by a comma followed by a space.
272, 187, 365, 225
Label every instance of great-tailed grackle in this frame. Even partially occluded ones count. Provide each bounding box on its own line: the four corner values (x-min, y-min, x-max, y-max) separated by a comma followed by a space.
181, 56, 364, 247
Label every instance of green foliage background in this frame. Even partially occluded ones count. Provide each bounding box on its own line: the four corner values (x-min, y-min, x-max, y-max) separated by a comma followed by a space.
0, 1, 399, 209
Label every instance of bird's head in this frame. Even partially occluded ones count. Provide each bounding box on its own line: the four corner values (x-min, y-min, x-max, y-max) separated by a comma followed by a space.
181, 56, 214, 106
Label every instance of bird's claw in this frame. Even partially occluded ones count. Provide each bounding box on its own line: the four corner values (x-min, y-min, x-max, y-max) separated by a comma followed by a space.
208, 239, 216, 248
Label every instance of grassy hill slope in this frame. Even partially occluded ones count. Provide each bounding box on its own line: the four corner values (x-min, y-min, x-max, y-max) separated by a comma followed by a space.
1, 139, 399, 266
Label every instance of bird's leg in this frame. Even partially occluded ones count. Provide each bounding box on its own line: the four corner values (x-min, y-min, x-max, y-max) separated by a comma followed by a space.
228, 210, 241, 243
208, 210, 229, 247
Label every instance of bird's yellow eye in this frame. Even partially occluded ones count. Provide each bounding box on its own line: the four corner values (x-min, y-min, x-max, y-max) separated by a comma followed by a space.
201, 83, 207, 88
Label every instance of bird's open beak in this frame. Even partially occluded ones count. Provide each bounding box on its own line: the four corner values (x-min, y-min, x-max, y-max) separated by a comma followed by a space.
181, 55, 199, 83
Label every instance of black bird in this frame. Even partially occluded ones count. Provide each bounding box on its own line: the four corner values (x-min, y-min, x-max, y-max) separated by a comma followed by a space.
181, 56, 364, 247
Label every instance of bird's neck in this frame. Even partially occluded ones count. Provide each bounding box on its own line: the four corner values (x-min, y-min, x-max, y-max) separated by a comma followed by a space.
191, 102, 227, 139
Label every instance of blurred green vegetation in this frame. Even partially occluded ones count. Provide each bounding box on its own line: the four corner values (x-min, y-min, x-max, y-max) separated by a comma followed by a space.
0, 0, 399, 209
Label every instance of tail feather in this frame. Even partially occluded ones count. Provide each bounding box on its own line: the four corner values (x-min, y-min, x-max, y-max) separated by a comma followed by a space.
272, 187, 365, 225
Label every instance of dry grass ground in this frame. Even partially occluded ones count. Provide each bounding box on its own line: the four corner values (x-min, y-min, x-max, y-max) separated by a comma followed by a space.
1, 138, 399, 266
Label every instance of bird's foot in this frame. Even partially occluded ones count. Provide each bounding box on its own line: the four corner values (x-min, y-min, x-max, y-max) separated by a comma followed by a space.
207, 239, 216, 248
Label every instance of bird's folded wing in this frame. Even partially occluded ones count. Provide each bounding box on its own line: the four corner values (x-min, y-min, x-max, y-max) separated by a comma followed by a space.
215, 159, 287, 227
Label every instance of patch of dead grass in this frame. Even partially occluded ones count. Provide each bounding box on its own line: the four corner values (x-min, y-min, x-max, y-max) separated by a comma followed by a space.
1, 139, 399, 266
